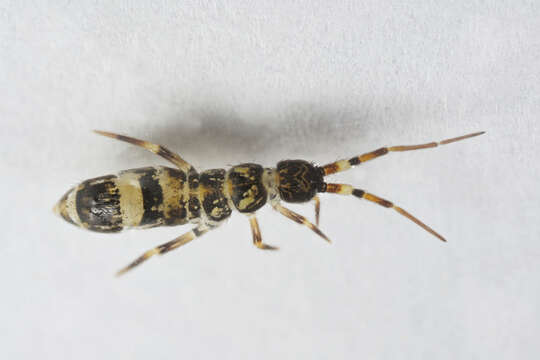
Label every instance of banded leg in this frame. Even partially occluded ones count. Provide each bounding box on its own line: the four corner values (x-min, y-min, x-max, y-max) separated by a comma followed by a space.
273, 203, 331, 243
324, 183, 446, 242
249, 215, 278, 250
314, 195, 321, 226
94, 130, 193, 172
116, 225, 209, 276
321, 131, 485, 176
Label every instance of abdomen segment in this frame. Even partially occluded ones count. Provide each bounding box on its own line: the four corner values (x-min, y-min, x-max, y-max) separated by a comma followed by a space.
54, 166, 192, 232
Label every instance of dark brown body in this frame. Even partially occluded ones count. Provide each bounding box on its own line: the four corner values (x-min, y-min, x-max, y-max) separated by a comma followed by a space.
276, 160, 325, 202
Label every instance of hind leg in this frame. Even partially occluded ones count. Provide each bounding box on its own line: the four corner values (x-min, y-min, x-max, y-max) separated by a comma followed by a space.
94, 130, 193, 172
116, 224, 211, 276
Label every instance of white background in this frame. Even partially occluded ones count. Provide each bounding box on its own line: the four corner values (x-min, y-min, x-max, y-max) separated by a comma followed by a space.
1, 1, 539, 359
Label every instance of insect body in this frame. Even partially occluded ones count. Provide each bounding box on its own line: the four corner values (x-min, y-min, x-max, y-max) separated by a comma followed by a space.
54, 130, 484, 275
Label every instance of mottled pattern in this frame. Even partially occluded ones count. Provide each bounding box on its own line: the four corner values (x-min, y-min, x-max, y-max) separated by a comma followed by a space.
75, 175, 123, 232
54, 130, 484, 275
159, 167, 188, 226
227, 164, 267, 213
277, 160, 324, 203
199, 169, 232, 222
56, 166, 193, 233
188, 196, 201, 219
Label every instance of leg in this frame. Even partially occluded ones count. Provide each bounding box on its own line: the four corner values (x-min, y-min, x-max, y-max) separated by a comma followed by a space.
249, 215, 278, 250
321, 131, 485, 175
94, 130, 193, 172
313, 195, 321, 226
272, 203, 331, 243
116, 225, 209, 276
324, 183, 446, 242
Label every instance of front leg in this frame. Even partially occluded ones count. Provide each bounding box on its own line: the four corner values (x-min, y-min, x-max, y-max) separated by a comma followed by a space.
116, 224, 211, 276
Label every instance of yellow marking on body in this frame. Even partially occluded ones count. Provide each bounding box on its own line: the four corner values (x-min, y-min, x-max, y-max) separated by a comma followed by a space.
226, 178, 234, 198
234, 167, 251, 176
237, 185, 259, 210
117, 171, 144, 227
238, 196, 255, 210
157, 167, 186, 224
210, 207, 223, 218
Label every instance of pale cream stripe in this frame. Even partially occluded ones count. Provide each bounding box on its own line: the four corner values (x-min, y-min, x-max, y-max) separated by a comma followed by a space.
66, 185, 83, 227
117, 171, 144, 227
223, 169, 236, 211
336, 184, 354, 195
335, 160, 351, 172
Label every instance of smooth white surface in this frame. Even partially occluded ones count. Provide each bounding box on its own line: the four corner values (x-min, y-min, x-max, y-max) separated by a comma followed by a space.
1, 1, 539, 359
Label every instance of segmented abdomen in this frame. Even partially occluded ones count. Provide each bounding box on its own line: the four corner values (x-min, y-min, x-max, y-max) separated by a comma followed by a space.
55, 166, 198, 232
